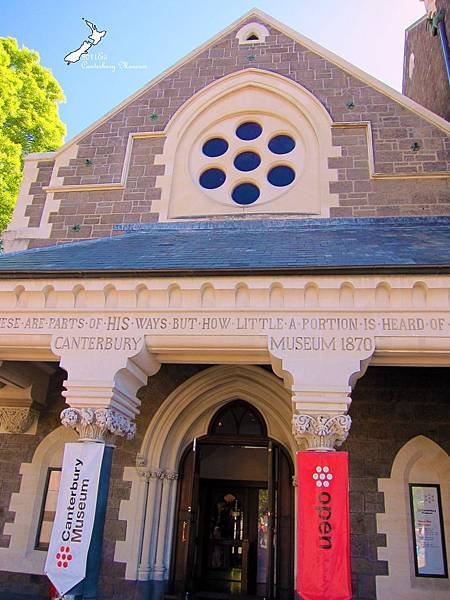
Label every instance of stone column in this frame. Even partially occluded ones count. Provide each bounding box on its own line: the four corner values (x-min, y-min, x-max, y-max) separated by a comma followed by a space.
152, 470, 179, 580
136, 464, 178, 598
137, 468, 164, 581
268, 341, 374, 598
50, 343, 160, 600
269, 341, 374, 451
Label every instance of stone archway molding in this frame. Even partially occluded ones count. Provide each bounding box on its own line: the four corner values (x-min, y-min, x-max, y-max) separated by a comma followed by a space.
377, 435, 450, 599
115, 364, 295, 581
152, 67, 340, 219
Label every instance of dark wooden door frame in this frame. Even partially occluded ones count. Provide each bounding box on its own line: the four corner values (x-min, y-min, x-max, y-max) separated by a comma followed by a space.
170, 436, 294, 598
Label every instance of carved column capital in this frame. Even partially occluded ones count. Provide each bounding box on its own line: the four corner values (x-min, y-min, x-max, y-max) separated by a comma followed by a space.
135, 455, 179, 481
0, 406, 40, 433
57, 346, 160, 447
292, 413, 352, 451
61, 407, 136, 444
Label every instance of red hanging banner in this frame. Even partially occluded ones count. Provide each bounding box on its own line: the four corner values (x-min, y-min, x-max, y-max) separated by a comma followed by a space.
296, 451, 352, 600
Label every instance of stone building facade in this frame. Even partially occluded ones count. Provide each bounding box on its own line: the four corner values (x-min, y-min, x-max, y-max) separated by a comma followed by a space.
403, 0, 450, 121
0, 10, 449, 600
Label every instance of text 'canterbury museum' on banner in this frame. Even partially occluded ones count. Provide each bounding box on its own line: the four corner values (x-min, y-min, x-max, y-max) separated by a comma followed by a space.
45, 442, 105, 595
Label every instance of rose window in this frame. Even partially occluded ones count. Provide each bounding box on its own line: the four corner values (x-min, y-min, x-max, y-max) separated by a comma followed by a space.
192, 115, 304, 208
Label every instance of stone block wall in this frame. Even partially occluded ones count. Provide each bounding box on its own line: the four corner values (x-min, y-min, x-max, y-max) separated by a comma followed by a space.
14, 17, 449, 249
347, 366, 450, 599
0, 365, 448, 599
403, 3, 450, 121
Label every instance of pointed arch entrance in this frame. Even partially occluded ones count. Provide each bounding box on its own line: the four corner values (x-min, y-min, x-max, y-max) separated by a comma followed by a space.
171, 399, 294, 599
116, 366, 296, 594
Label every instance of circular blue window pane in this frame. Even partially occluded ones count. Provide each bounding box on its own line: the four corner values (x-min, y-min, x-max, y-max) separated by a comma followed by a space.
232, 183, 260, 205
236, 122, 262, 141
267, 165, 295, 187
202, 137, 229, 157
234, 151, 261, 172
199, 168, 226, 189
268, 135, 296, 154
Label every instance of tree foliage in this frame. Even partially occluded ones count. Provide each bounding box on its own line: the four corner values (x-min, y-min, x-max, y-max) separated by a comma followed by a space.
0, 38, 66, 231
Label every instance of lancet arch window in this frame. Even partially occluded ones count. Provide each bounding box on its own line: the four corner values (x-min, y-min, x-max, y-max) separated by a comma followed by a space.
208, 400, 268, 437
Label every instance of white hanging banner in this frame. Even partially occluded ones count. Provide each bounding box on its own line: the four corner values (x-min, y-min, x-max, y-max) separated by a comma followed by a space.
45, 442, 105, 595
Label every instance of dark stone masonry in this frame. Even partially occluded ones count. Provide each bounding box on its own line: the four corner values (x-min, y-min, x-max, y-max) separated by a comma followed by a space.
0, 365, 448, 599
22, 18, 449, 249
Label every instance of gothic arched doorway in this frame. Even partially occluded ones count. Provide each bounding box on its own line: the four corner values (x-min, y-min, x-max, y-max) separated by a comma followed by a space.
171, 400, 294, 599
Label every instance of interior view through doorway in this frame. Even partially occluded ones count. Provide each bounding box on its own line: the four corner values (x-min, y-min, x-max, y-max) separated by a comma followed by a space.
171, 400, 294, 599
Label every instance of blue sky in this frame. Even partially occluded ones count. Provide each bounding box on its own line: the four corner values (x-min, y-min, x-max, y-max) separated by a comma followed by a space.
2, 1, 425, 141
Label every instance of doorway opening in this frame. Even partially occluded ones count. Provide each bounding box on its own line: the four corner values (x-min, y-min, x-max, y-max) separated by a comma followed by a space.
171, 401, 294, 599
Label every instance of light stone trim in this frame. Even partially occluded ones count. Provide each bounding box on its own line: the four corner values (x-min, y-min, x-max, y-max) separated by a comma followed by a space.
0, 406, 39, 434
0, 274, 448, 310
292, 413, 352, 451
135, 453, 179, 480
40, 132, 163, 195
57, 346, 160, 424
0, 274, 449, 368
61, 407, 136, 443
42, 183, 125, 193
3, 144, 79, 252
152, 68, 340, 220
376, 436, 450, 599
236, 22, 270, 44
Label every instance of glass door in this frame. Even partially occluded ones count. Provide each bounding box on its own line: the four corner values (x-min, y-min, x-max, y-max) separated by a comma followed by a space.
202, 485, 247, 594
257, 488, 269, 596
170, 433, 294, 598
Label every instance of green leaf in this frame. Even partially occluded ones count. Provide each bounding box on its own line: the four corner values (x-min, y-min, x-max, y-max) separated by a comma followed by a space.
0, 38, 66, 233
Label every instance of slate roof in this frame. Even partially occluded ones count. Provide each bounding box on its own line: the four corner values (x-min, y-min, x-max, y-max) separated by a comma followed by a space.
0, 217, 449, 278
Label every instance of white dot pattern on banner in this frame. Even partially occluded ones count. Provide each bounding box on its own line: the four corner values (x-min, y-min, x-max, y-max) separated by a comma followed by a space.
313, 465, 333, 488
